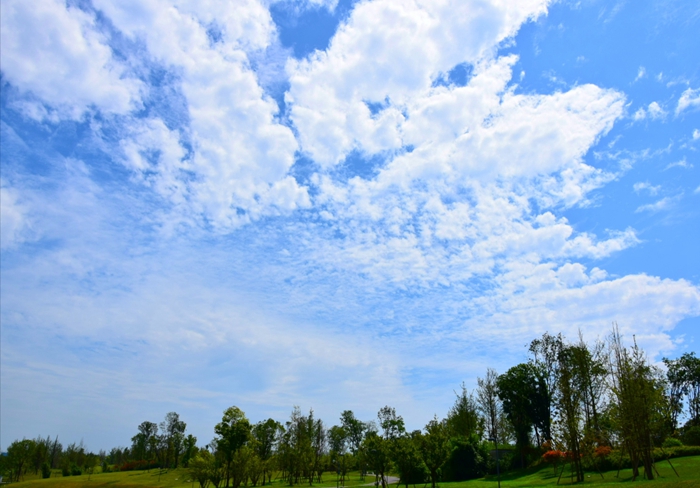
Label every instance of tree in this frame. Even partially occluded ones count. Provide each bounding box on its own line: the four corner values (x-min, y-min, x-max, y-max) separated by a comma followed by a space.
161, 412, 187, 468
363, 431, 391, 488
608, 326, 668, 481
529, 333, 562, 445
664, 352, 700, 431
252, 419, 282, 485
189, 450, 215, 488
446, 384, 482, 439
553, 343, 585, 483
6, 439, 35, 482
497, 363, 547, 467
419, 418, 450, 488
392, 431, 427, 488
132, 421, 158, 463
214, 406, 251, 488
328, 425, 349, 485
476, 368, 503, 445
182, 434, 198, 468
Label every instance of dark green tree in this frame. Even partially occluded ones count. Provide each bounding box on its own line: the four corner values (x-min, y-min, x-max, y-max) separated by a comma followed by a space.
214, 406, 251, 488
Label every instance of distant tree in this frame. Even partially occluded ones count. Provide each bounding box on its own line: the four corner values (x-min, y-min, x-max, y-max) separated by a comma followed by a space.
607, 326, 668, 481
252, 419, 282, 485
160, 412, 187, 468
446, 383, 482, 439
664, 352, 700, 431
363, 431, 391, 488
497, 363, 535, 468
529, 332, 561, 445
553, 343, 585, 483
189, 450, 215, 488
328, 425, 349, 485
132, 421, 158, 462
340, 410, 366, 477
419, 417, 450, 488
6, 439, 35, 481
392, 431, 427, 488
214, 407, 251, 488
378, 406, 405, 441
476, 368, 505, 445
182, 434, 198, 468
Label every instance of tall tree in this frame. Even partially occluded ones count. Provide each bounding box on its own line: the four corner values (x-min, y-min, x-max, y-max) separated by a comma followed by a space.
252, 419, 282, 485
446, 384, 482, 439
214, 406, 251, 488
161, 412, 187, 468
476, 368, 505, 445
497, 363, 549, 466
419, 418, 450, 488
131, 421, 158, 462
608, 326, 667, 481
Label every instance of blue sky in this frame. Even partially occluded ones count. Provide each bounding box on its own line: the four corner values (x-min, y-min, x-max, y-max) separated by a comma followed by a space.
1, 0, 699, 451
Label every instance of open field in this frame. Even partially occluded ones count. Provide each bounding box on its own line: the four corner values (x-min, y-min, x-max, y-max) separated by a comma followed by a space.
7, 456, 700, 488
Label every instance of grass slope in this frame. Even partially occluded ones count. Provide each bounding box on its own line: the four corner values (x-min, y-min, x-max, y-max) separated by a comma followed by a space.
8, 456, 700, 488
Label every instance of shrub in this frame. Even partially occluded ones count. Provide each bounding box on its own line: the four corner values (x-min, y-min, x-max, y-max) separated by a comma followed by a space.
682, 426, 700, 446
62, 466, 71, 477
70, 464, 82, 476
444, 437, 489, 481
662, 437, 683, 448
41, 462, 51, 479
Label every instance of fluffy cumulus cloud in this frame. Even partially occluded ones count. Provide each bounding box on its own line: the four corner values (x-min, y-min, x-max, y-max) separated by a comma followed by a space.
284, 0, 629, 288
677, 87, 700, 115
0, 0, 143, 119
91, 0, 309, 229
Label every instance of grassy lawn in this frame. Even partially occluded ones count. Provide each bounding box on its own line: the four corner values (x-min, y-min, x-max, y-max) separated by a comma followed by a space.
8, 456, 700, 488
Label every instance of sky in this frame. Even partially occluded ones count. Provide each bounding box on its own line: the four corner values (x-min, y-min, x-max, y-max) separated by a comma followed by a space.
1, 0, 699, 452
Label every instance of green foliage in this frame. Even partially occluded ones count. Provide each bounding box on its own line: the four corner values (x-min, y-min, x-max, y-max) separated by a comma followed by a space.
496, 363, 548, 467
446, 385, 483, 439
69, 463, 82, 476
663, 437, 683, 448
443, 435, 489, 481
41, 462, 52, 479
188, 451, 214, 488
682, 425, 700, 446
419, 417, 451, 488
391, 432, 427, 488
6, 439, 36, 482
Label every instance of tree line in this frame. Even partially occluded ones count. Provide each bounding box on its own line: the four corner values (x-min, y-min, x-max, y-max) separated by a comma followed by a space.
3, 326, 700, 485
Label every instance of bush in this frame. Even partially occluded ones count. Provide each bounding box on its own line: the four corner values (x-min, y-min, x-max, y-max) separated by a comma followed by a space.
70, 464, 82, 476
662, 437, 683, 448
62, 466, 71, 477
41, 462, 51, 479
443, 437, 489, 481
656, 446, 700, 459
682, 426, 700, 446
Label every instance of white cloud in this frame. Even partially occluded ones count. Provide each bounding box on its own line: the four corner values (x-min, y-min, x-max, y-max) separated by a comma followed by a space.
460, 272, 700, 360
0, 0, 142, 119
635, 196, 678, 213
633, 181, 660, 195
677, 88, 700, 115
694, 129, 700, 140
92, 0, 309, 229
647, 101, 666, 120
634, 66, 646, 82
0, 184, 29, 249
287, 0, 551, 167
632, 107, 647, 121
695, 185, 700, 194
665, 158, 693, 170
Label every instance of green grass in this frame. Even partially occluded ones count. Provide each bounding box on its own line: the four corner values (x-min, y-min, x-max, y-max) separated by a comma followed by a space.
8, 457, 700, 488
